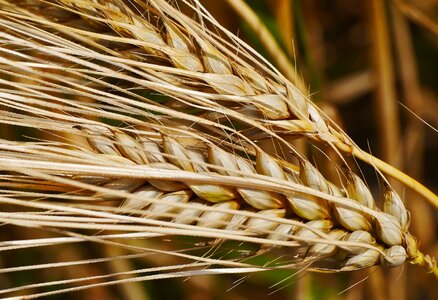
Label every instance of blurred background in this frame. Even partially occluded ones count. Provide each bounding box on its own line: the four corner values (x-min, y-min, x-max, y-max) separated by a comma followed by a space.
0, 0, 437, 299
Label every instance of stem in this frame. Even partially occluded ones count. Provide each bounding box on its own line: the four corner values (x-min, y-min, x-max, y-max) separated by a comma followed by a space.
335, 141, 438, 209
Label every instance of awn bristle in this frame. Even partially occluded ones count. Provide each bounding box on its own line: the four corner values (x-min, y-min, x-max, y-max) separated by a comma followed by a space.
0, 0, 436, 298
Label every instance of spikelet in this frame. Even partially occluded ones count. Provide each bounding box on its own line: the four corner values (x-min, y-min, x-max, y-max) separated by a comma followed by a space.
383, 188, 410, 231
